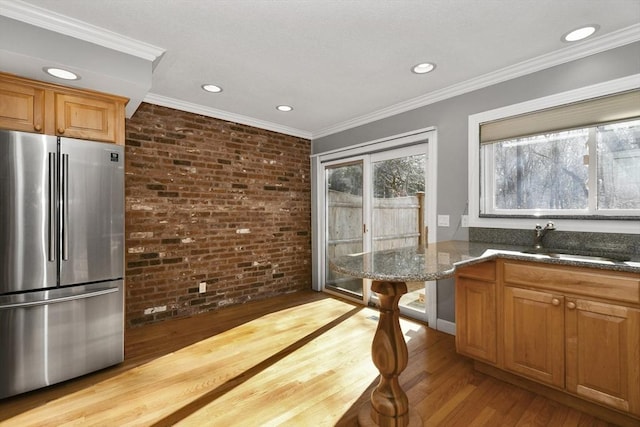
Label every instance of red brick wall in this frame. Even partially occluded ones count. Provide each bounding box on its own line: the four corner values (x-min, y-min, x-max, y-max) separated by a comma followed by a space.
124, 103, 312, 327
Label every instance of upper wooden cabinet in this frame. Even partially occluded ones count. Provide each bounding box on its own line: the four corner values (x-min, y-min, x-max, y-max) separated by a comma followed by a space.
55, 92, 124, 143
0, 79, 45, 133
0, 72, 127, 145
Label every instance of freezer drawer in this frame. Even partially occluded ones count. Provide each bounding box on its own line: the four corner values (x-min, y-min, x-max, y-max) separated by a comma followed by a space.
0, 280, 124, 399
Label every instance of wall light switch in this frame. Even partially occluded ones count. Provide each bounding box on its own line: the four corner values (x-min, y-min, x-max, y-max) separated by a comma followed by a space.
437, 214, 450, 227
437, 252, 450, 264
199, 282, 207, 294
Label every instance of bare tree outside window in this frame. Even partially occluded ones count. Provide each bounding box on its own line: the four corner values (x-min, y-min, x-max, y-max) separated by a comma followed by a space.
597, 120, 640, 210
327, 164, 362, 196
483, 118, 640, 216
373, 156, 425, 198
493, 129, 589, 210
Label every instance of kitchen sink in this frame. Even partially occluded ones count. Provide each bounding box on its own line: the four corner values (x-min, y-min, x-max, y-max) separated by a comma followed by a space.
520, 249, 630, 263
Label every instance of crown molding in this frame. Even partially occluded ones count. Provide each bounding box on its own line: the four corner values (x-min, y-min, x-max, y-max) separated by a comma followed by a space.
5, 0, 637, 142
0, 0, 165, 62
312, 23, 640, 139
144, 93, 312, 140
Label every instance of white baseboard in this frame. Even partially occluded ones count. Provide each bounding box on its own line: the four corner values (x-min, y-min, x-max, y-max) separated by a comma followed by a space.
436, 319, 456, 335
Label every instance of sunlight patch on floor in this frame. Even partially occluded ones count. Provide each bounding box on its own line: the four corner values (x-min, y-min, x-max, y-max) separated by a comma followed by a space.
3, 298, 383, 427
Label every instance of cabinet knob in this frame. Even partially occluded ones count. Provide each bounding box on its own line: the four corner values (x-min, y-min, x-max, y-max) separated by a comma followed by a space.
57, 127, 65, 134
551, 298, 560, 306
567, 301, 576, 310
34, 124, 42, 131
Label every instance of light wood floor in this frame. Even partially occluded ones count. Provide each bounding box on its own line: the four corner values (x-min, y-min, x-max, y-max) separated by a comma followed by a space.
0, 291, 624, 426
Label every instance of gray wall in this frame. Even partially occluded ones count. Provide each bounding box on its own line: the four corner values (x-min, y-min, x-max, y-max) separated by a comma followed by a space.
313, 42, 640, 243
313, 42, 640, 323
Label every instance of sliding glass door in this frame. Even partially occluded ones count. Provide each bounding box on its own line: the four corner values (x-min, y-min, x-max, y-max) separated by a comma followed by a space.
370, 146, 429, 320
320, 140, 433, 323
324, 160, 367, 298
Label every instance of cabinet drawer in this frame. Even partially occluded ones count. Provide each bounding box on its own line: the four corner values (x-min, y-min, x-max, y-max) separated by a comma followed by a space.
503, 261, 640, 304
456, 260, 496, 281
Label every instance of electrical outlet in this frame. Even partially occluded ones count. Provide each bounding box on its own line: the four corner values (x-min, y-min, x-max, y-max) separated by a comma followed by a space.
437, 214, 450, 227
461, 215, 469, 228
199, 282, 207, 294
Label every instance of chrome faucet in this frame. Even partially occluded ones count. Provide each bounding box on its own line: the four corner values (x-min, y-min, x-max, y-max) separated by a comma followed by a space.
533, 222, 555, 249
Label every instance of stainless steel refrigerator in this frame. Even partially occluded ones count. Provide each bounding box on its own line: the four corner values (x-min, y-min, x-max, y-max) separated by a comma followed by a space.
0, 129, 124, 399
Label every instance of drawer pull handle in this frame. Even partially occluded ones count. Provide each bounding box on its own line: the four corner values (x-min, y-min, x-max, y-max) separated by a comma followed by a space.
551, 298, 560, 306
567, 301, 577, 310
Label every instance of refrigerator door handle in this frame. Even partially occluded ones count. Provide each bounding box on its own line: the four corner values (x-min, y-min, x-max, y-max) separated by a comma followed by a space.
61, 153, 69, 261
0, 287, 119, 309
48, 152, 56, 262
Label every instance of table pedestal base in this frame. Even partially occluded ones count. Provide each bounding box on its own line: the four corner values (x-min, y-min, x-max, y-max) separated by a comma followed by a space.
357, 280, 422, 427
357, 401, 422, 427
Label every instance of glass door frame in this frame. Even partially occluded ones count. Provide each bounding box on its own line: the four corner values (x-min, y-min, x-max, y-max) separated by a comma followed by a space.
311, 128, 438, 325
321, 156, 372, 303
368, 144, 433, 323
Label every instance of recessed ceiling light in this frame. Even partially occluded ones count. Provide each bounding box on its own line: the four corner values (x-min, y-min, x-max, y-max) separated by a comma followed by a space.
412, 62, 436, 74
276, 105, 293, 112
562, 25, 599, 42
202, 84, 223, 93
43, 67, 79, 80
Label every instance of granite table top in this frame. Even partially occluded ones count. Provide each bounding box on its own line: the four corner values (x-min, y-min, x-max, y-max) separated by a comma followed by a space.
330, 240, 640, 282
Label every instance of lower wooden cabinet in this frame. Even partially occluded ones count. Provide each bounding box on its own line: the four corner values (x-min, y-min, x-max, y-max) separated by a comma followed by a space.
503, 286, 564, 388
455, 261, 497, 364
456, 258, 640, 419
565, 298, 640, 414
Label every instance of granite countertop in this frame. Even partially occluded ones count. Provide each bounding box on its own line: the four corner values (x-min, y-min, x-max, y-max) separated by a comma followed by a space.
330, 240, 640, 282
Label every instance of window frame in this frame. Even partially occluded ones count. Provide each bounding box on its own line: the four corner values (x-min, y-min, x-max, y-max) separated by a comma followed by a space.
481, 122, 640, 217
468, 74, 640, 234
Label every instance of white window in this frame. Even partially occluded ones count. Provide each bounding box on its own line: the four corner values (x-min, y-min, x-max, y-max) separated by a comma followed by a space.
468, 75, 640, 233
481, 118, 640, 217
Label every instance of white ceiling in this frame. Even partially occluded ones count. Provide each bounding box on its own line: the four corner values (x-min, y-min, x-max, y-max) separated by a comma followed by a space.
1, 0, 639, 139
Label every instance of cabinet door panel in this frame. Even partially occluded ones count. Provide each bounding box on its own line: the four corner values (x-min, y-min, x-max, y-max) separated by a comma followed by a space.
566, 300, 640, 415
55, 93, 118, 143
504, 286, 564, 388
0, 81, 44, 133
455, 277, 496, 364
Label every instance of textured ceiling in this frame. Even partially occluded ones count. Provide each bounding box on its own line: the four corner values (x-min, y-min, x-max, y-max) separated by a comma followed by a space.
2, 0, 640, 138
